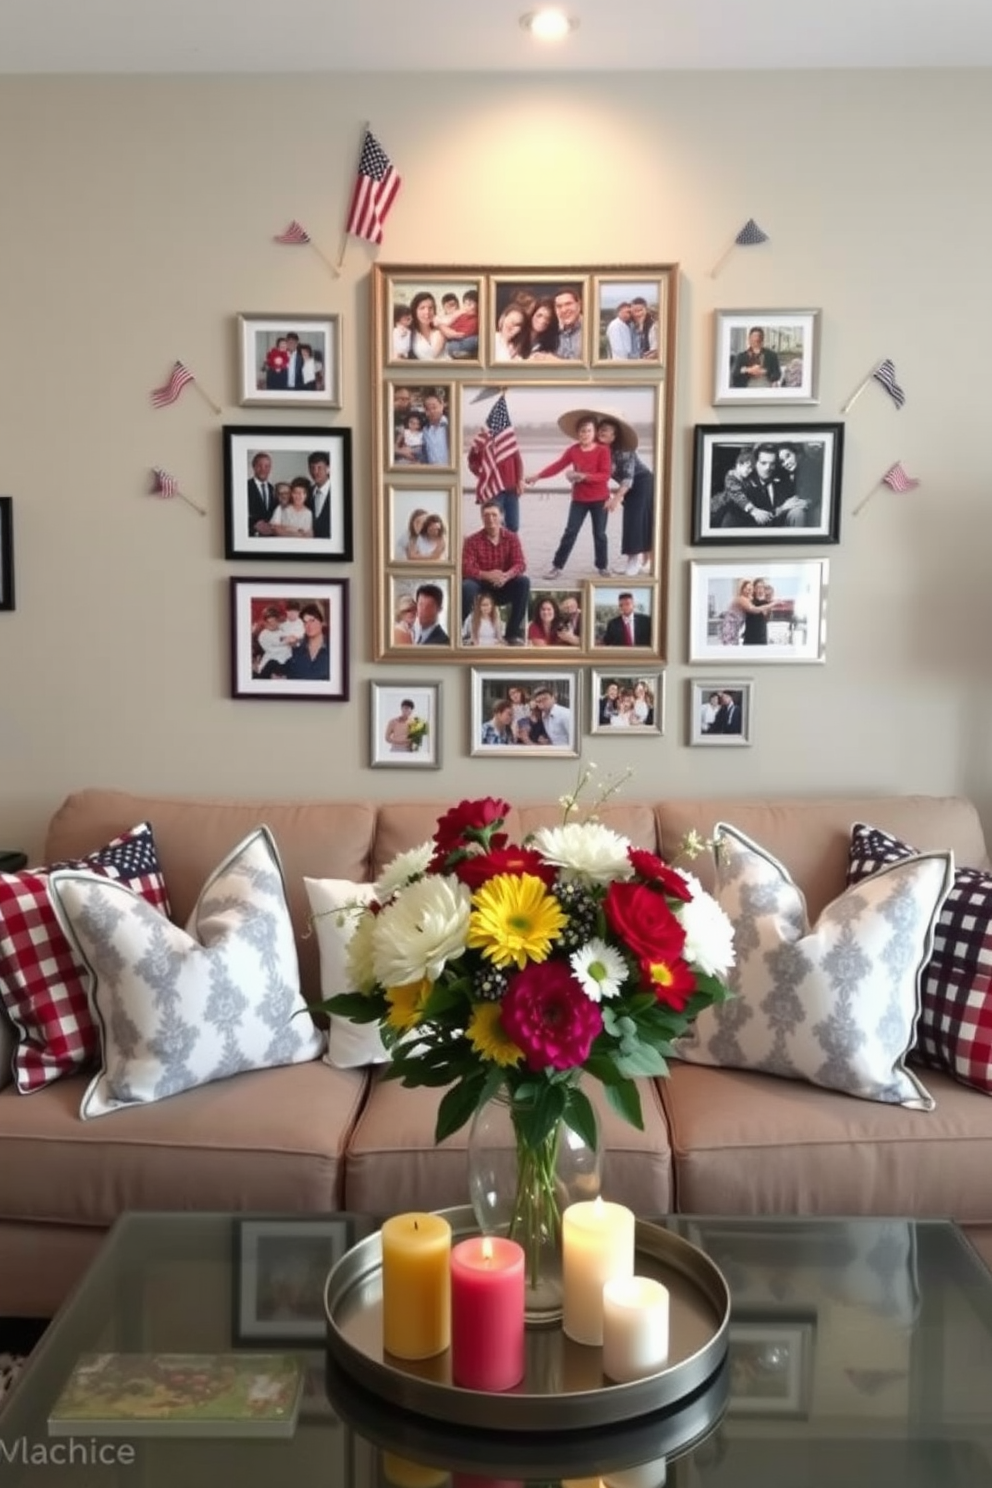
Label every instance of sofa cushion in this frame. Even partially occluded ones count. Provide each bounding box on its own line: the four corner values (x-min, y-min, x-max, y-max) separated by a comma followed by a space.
343, 1075, 673, 1214
303, 877, 387, 1068
0, 823, 171, 1094
660, 1062, 992, 1222
847, 822, 992, 1094
49, 827, 325, 1119
0, 1062, 367, 1226
674, 824, 950, 1109
43, 789, 380, 1003
655, 795, 989, 925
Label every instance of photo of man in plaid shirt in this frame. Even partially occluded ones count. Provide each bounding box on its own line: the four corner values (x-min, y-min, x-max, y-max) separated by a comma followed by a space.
460, 501, 531, 645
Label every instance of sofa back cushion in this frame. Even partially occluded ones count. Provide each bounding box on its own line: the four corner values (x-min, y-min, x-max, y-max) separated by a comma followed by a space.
44, 790, 379, 1004
656, 795, 989, 924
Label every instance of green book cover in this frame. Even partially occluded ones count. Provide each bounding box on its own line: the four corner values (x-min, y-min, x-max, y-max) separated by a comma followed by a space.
48, 1352, 304, 1439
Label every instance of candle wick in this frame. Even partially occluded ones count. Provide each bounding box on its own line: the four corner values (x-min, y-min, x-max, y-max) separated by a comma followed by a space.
413, 1220, 418, 1231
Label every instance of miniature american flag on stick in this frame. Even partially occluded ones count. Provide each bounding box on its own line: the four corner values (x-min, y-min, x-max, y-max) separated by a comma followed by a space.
150, 360, 222, 415
150, 467, 207, 517
343, 128, 401, 250
853, 461, 920, 517
710, 217, 770, 277
842, 357, 906, 415
274, 218, 339, 277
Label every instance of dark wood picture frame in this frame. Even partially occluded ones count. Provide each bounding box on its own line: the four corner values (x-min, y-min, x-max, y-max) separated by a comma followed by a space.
223, 425, 353, 562
0, 498, 13, 612
229, 577, 350, 701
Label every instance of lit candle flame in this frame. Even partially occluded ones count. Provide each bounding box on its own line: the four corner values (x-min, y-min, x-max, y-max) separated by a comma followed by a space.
480, 1237, 493, 1263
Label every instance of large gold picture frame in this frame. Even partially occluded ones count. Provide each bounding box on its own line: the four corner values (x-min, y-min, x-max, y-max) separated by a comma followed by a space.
371, 264, 678, 665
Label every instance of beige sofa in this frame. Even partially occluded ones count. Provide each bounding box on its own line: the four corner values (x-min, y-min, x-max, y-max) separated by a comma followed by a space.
2, 786, 991, 1318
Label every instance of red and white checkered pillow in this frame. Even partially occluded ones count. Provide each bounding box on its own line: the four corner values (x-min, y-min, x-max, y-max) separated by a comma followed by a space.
0, 822, 170, 1093
847, 822, 992, 1094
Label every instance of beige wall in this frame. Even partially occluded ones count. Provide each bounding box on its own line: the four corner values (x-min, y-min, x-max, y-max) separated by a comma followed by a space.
1, 70, 990, 860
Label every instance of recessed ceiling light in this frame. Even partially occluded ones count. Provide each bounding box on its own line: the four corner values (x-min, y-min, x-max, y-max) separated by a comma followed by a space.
520, 9, 577, 43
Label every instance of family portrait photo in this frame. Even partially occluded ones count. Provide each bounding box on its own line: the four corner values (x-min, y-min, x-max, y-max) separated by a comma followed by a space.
591, 669, 665, 735
595, 278, 667, 364
389, 574, 453, 649
0, 497, 13, 611
229, 578, 349, 700
470, 670, 579, 756
237, 313, 341, 409
688, 560, 828, 664
692, 423, 843, 545
690, 680, 753, 746
387, 383, 454, 471
370, 682, 439, 769
223, 426, 354, 561
386, 275, 481, 365
490, 275, 589, 364
713, 310, 820, 405
389, 486, 452, 564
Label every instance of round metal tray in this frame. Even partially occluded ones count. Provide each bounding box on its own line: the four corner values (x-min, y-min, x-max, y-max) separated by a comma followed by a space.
323, 1205, 730, 1432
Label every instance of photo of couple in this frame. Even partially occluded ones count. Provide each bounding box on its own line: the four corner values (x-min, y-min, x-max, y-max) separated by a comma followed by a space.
691, 681, 752, 747
689, 560, 828, 665
230, 578, 348, 702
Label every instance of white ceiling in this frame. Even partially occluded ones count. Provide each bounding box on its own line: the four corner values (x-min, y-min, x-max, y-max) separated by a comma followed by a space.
3, 0, 992, 73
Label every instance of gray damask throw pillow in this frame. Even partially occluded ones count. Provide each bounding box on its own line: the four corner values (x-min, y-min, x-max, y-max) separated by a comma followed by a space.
673, 823, 953, 1109
49, 826, 325, 1119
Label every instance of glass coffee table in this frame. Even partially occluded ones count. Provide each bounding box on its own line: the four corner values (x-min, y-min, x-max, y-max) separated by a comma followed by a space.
2, 1212, 992, 1485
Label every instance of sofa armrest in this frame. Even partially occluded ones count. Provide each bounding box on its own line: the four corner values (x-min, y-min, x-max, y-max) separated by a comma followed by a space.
0, 1004, 15, 1091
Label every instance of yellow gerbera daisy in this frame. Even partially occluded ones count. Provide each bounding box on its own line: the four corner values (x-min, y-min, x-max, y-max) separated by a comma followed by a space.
384, 977, 432, 1031
467, 872, 567, 970
466, 1003, 524, 1067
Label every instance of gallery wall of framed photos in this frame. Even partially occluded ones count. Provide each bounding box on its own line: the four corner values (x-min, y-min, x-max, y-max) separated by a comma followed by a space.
369, 264, 678, 667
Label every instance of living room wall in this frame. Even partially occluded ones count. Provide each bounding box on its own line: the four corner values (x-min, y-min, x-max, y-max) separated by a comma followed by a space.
1, 68, 990, 858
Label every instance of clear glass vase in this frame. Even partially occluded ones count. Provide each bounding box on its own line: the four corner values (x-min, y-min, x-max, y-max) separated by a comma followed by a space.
466, 1085, 602, 1326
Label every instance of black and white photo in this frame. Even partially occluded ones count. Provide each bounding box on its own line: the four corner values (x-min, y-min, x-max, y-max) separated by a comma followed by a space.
692, 424, 843, 546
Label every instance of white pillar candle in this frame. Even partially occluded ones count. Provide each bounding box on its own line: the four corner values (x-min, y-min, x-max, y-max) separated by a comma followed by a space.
603, 1458, 668, 1488
562, 1198, 636, 1346
601, 1275, 670, 1383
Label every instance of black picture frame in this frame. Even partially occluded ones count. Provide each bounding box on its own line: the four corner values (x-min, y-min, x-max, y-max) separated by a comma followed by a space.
0, 498, 14, 611
229, 576, 350, 702
223, 424, 353, 562
232, 1216, 349, 1346
691, 422, 843, 547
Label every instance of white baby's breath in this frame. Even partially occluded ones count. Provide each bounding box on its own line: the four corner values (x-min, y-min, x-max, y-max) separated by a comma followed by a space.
674, 869, 736, 977
533, 822, 634, 886
371, 874, 472, 987
570, 939, 628, 1001
375, 841, 434, 900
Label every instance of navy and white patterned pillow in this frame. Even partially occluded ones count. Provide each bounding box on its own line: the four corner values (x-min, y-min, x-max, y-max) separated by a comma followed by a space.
847, 823, 992, 1095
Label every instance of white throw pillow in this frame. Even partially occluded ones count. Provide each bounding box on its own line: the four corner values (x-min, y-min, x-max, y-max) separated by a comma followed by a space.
673, 823, 952, 1109
49, 827, 325, 1119
303, 877, 388, 1068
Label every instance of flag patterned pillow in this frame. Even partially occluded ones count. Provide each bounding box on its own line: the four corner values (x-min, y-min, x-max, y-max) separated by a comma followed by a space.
0, 823, 170, 1093
847, 823, 992, 1094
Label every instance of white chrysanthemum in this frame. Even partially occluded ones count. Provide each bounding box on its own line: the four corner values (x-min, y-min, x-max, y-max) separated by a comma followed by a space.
570, 938, 629, 1001
532, 822, 634, 885
371, 874, 472, 987
673, 870, 736, 977
345, 908, 379, 993
375, 841, 434, 901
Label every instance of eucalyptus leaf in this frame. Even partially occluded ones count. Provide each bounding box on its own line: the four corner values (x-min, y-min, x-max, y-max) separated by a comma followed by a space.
604, 1078, 644, 1131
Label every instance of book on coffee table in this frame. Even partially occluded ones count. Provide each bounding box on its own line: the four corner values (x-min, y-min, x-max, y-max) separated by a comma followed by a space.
47, 1351, 303, 1438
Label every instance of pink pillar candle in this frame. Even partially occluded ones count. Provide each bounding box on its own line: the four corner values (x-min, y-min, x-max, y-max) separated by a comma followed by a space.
450, 1235, 526, 1392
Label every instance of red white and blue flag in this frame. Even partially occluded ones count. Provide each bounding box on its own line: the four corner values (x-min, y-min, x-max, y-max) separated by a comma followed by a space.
345, 130, 401, 245
882, 461, 919, 493
274, 220, 312, 245
150, 360, 194, 409
873, 359, 906, 409
470, 395, 521, 506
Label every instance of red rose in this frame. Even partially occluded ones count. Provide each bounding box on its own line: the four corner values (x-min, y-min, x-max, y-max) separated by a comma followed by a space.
450, 845, 556, 892
500, 961, 603, 1072
627, 849, 693, 903
604, 881, 686, 964
433, 797, 510, 854
639, 954, 696, 1011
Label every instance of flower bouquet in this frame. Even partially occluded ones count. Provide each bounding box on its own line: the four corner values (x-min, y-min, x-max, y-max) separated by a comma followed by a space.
319, 777, 734, 1316
406, 715, 429, 752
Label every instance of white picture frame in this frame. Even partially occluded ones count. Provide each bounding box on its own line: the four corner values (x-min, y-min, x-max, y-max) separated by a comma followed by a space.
713, 310, 820, 406
237, 313, 342, 409
688, 560, 828, 665
689, 679, 753, 746
470, 669, 580, 756
370, 682, 441, 769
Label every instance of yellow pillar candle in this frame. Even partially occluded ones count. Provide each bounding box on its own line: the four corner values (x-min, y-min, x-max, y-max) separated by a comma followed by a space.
381, 1453, 450, 1488
562, 1198, 635, 1346
381, 1211, 452, 1360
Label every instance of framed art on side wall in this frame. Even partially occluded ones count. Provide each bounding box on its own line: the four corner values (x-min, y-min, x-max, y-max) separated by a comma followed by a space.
0, 498, 13, 611
470, 669, 580, 756
223, 425, 353, 561
688, 560, 828, 665
713, 310, 820, 405
371, 263, 679, 665
591, 669, 665, 735
370, 682, 441, 769
229, 577, 349, 701
690, 679, 753, 746
236, 313, 342, 409
692, 423, 843, 545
